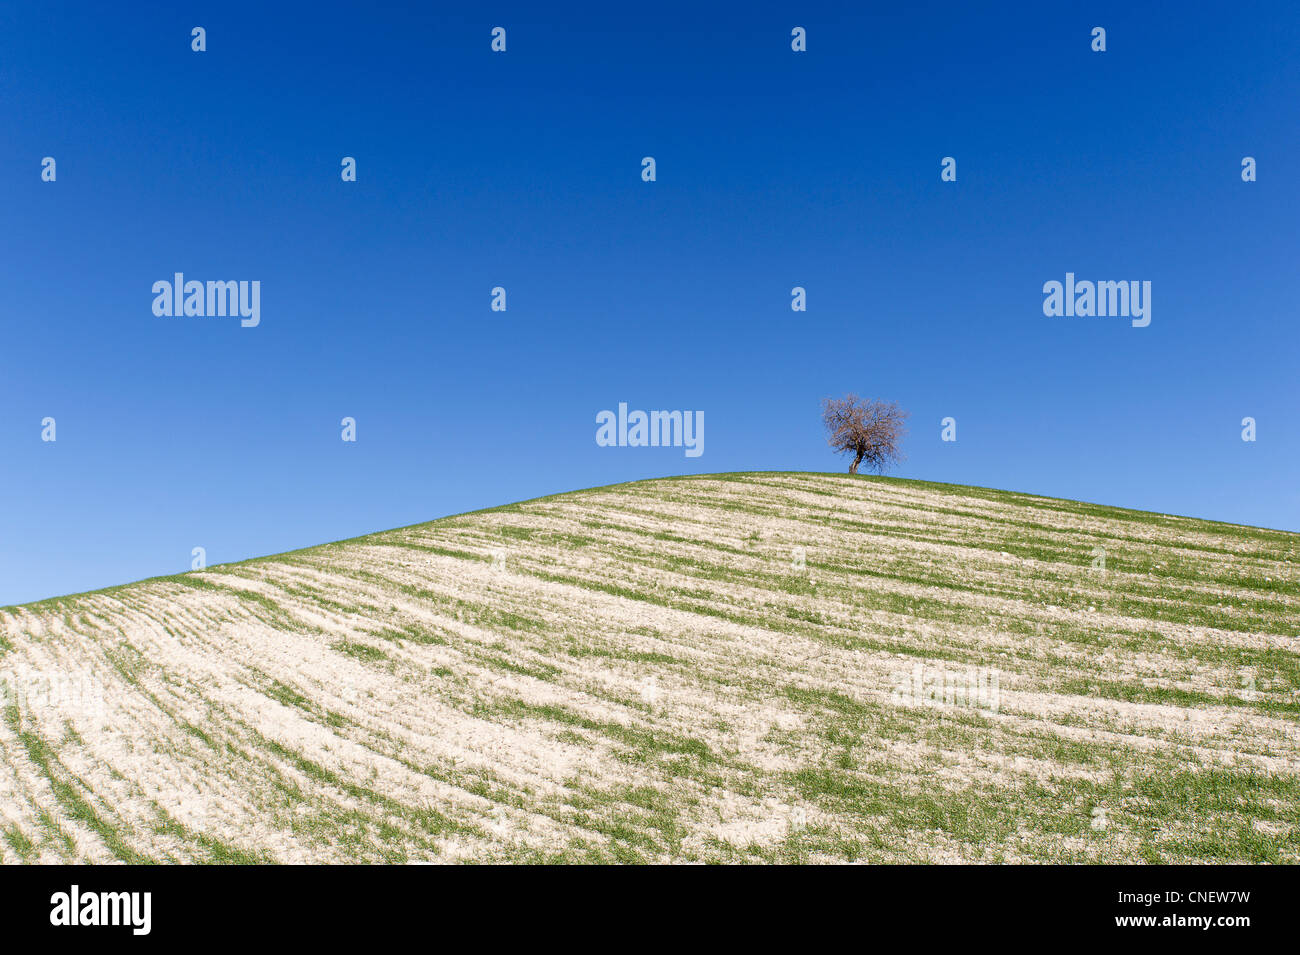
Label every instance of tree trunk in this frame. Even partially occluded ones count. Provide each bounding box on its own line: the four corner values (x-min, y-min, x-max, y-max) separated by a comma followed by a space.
849, 450, 864, 474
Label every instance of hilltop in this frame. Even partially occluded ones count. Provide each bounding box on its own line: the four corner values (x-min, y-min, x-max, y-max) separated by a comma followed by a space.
1, 473, 1297, 863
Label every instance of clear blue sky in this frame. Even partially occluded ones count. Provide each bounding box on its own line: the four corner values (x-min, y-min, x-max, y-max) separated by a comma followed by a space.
3, 1, 1298, 605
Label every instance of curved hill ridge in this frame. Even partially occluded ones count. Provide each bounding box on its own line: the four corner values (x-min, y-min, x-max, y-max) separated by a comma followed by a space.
1, 472, 1297, 863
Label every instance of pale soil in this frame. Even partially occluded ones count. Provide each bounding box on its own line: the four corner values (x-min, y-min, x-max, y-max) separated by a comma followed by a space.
0, 472, 1296, 864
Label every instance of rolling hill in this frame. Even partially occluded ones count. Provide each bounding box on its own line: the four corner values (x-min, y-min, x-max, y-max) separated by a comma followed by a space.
1, 472, 1297, 863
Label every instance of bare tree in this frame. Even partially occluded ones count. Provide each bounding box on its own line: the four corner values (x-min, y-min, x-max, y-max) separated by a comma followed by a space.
821, 394, 909, 475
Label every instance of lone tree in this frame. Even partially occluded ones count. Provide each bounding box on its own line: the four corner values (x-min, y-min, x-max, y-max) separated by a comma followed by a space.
821, 394, 909, 475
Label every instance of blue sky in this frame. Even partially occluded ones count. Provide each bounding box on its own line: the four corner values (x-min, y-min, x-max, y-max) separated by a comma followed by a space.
3, 1, 1298, 605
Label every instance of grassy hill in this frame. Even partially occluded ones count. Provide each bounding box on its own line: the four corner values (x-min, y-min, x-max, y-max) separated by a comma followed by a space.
1, 472, 1297, 864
